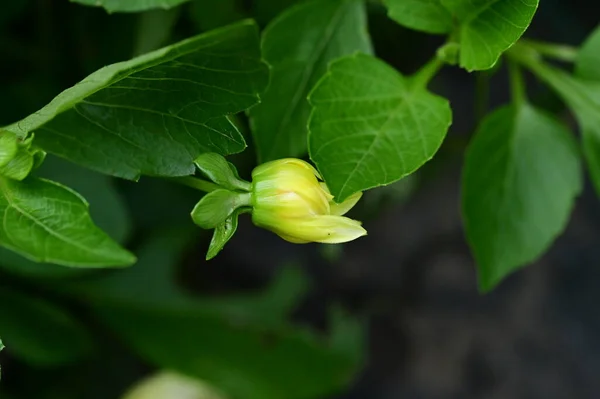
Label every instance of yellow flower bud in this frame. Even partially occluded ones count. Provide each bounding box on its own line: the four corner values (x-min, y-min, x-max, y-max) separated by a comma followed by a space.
250, 159, 367, 244
122, 372, 227, 399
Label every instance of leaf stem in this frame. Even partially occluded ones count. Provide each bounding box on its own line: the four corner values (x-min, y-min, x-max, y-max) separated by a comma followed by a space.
508, 59, 526, 108
411, 55, 445, 89
474, 71, 490, 124
518, 39, 578, 63
170, 176, 222, 192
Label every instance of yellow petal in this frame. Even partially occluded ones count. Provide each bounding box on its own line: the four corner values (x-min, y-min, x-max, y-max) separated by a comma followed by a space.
268, 215, 367, 244
327, 189, 363, 216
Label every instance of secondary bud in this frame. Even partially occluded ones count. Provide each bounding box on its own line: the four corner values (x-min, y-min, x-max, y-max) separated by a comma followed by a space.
250, 158, 366, 244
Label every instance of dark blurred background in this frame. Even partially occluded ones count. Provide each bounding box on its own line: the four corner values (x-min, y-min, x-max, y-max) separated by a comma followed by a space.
1, 1, 600, 398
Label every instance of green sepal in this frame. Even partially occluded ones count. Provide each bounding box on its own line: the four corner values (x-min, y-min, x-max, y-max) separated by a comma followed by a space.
191, 189, 251, 229
0, 134, 46, 181
206, 207, 250, 260
0, 132, 18, 168
194, 153, 251, 192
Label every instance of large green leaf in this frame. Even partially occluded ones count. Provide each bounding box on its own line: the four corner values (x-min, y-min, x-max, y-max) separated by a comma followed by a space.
4, 21, 268, 180
441, 0, 539, 71
462, 103, 581, 291
0, 288, 94, 366
71, 0, 191, 13
0, 156, 132, 277
249, 0, 372, 162
308, 53, 451, 201
512, 41, 600, 196
96, 305, 363, 399
0, 176, 135, 267
383, 0, 453, 34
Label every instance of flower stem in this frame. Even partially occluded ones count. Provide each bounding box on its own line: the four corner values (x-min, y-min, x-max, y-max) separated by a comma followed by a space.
170, 176, 221, 192
411, 55, 445, 89
508, 59, 526, 108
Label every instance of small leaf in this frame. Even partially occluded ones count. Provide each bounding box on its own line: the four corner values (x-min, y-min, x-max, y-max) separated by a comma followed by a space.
194, 153, 251, 192
462, 104, 582, 291
0, 288, 94, 366
441, 0, 539, 71
249, 0, 372, 162
191, 189, 250, 229
308, 53, 452, 202
0, 132, 18, 168
206, 208, 248, 260
71, 0, 191, 13
0, 177, 136, 267
4, 21, 269, 180
383, 0, 453, 34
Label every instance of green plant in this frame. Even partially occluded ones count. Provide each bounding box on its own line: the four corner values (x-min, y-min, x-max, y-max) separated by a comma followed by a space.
0, 0, 599, 397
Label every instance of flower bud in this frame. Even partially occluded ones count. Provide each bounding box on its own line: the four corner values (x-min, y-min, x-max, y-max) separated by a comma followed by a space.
122, 372, 226, 399
250, 159, 366, 244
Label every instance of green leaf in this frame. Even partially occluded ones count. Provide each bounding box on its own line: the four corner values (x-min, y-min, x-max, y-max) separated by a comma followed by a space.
0, 288, 94, 366
576, 25, 600, 81
308, 53, 452, 202
0, 132, 18, 168
71, 0, 191, 13
133, 8, 180, 56
96, 305, 363, 399
249, 0, 372, 162
0, 176, 136, 267
191, 189, 251, 229
383, 0, 453, 34
194, 153, 251, 192
190, 0, 246, 32
0, 156, 133, 278
206, 208, 248, 260
4, 21, 269, 180
441, 0, 539, 71
513, 42, 600, 196
462, 103, 582, 291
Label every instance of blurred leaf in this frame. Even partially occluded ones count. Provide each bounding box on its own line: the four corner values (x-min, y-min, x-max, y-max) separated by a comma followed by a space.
0, 288, 94, 366
309, 53, 451, 201
249, 0, 372, 162
71, 0, 191, 13
65, 227, 309, 328
96, 304, 363, 399
190, 0, 245, 31
576, 25, 600, 80
133, 8, 180, 56
252, 0, 299, 25
441, 0, 539, 71
0, 177, 135, 267
4, 21, 268, 180
62, 228, 195, 308
462, 104, 582, 291
383, 0, 453, 34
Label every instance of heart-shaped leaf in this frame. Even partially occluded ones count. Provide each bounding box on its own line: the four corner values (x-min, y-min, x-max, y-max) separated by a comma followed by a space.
308, 53, 451, 201
462, 103, 582, 291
